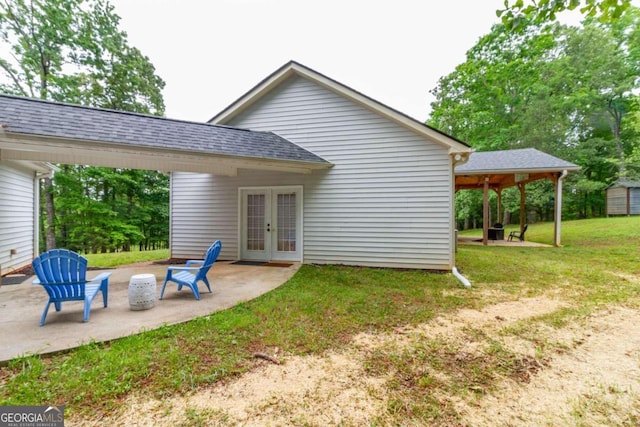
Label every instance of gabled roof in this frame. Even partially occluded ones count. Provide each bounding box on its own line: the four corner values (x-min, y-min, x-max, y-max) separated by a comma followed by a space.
607, 180, 640, 189
0, 94, 331, 175
454, 148, 580, 191
455, 148, 580, 175
209, 60, 472, 154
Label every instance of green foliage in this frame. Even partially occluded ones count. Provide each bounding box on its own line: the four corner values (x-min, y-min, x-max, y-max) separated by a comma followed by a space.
0, 0, 165, 113
0, 0, 168, 252
50, 166, 169, 253
498, 0, 632, 30
432, 11, 640, 224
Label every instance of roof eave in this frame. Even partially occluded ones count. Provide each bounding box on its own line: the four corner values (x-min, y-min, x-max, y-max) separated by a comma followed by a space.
0, 131, 332, 175
455, 166, 581, 176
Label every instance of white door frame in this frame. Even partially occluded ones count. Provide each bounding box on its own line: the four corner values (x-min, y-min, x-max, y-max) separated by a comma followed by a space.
238, 186, 303, 262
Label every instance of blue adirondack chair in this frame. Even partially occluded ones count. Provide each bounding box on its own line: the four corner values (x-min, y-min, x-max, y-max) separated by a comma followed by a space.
160, 240, 222, 300
32, 249, 111, 326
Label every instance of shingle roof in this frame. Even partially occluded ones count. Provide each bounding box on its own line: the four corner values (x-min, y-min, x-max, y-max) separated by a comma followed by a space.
0, 94, 329, 164
455, 148, 579, 174
608, 180, 640, 188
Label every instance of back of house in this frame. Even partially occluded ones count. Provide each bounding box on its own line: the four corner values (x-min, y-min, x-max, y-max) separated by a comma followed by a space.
169, 61, 471, 270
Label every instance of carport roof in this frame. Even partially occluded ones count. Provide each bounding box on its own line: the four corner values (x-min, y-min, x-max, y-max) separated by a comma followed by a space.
0, 94, 331, 175
455, 148, 580, 191
456, 148, 579, 175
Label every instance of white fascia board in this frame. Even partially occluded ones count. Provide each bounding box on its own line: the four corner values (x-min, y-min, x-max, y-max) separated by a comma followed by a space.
455, 166, 581, 176
0, 133, 329, 176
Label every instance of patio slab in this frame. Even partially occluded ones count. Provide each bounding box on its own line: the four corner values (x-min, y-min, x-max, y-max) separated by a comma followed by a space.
457, 236, 551, 247
0, 261, 299, 363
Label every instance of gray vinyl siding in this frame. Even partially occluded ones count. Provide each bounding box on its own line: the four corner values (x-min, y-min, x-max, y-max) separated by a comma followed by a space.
633, 189, 640, 215
172, 76, 454, 269
0, 161, 35, 274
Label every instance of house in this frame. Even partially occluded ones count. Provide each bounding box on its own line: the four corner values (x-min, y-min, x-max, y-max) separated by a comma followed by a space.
171, 61, 472, 270
2, 61, 545, 272
0, 160, 56, 275
0, 61, 583, 272
606, 180, 640, 216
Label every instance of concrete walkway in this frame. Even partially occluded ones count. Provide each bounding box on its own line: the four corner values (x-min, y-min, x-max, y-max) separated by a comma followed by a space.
0, 261, 299, 363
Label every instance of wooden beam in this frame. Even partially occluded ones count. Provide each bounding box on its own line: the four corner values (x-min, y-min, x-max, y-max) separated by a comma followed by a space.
519, 183, 526, 234
496, 188, 502, 224
483, 176, 489, 246
553, 174, 560, 246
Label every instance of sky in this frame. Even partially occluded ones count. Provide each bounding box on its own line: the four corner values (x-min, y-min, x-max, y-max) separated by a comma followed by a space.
107, 0, 527, 123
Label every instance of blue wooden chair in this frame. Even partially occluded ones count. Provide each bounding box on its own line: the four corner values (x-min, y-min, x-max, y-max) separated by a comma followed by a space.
160, 240, 222, 300
32, 249, 111, 326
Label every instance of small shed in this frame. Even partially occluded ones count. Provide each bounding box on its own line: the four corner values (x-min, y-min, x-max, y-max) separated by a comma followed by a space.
606, 180, 640, 216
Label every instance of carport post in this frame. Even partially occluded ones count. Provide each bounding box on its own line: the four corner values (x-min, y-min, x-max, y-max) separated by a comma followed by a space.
554, 170, 568, 247
483, 176, 489, 246
518, 183, 526, 234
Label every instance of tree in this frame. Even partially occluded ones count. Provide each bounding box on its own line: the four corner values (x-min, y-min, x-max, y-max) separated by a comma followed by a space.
0, 0, 167, 251
0, 0, 164, 112
429, 10, 640, 222
498, 0, 632, 30
429, 21, 569, 153
53, 167, 169, 253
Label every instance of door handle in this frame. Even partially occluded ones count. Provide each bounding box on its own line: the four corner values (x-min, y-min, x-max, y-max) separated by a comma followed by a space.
266, 223, 270, 232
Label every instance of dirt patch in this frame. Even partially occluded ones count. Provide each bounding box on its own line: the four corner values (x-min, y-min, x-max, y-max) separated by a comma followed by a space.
459, 306, 640, 426
70, 297, 640, 426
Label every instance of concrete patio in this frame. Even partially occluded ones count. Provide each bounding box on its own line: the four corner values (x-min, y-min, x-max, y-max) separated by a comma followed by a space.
0, 261, 299, 363
457, 236, 551, 247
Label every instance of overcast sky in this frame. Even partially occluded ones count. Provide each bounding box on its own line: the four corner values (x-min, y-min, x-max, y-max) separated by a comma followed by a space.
107, 1, 527, 123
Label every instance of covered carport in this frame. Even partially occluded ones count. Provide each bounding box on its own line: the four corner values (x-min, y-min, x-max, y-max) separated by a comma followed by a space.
0, 94, 331, 273
454, 148, 580, 247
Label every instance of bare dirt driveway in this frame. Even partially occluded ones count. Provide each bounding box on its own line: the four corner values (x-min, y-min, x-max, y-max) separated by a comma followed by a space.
73, 288, 640, 427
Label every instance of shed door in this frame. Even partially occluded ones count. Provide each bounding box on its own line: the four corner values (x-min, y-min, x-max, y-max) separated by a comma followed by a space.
240, 187, 302, 262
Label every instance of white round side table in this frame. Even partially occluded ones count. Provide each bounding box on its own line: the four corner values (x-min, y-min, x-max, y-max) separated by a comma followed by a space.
128, 273, 157, 311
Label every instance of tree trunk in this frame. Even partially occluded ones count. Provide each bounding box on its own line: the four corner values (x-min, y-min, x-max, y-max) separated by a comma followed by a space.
43, 177, 56, 250
503, 210, 511, 225
607, 99, 625, 177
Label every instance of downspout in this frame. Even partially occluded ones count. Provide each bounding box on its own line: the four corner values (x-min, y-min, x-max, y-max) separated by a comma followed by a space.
554, 169, 569, 247
451, 151, 473, 288
452, 266, 472, 288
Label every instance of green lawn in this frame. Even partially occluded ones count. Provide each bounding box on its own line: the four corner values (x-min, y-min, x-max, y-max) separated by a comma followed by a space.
1, 217, 638, 424
84, 248, 169, 268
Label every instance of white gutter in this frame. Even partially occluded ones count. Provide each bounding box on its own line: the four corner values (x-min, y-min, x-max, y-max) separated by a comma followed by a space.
452, 266, 472, 288
451, 152, 473, 288
554, 169, 569, 246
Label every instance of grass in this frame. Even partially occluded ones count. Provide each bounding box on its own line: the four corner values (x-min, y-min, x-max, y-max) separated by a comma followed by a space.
1, 217, 639, 424
84, 248, 169, 268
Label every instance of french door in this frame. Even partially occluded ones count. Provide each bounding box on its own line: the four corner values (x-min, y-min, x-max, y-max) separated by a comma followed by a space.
239, 186, 302, 262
